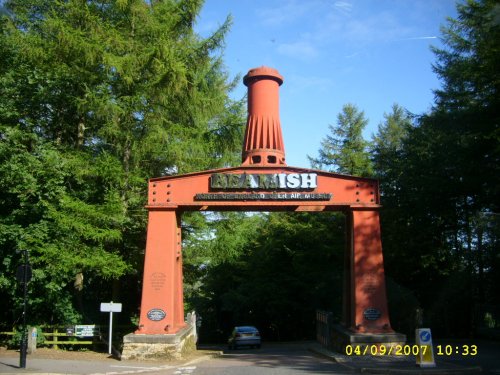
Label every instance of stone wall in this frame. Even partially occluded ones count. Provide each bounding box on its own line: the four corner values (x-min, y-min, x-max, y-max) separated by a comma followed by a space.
121, 324, 196, 360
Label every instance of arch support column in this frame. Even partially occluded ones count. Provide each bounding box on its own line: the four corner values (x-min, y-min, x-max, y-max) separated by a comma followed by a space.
344, 210, 393, 333
135, 209, 185, 335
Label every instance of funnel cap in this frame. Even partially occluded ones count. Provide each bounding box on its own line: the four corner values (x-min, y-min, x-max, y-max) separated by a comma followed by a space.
243, 66, 284, 86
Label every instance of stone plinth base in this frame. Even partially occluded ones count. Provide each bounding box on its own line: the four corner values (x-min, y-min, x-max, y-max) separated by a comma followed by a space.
122, 325, 196, 360
331, 324, 406, 354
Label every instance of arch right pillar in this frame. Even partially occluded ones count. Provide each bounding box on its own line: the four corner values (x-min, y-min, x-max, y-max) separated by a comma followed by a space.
338, 209, 406, 351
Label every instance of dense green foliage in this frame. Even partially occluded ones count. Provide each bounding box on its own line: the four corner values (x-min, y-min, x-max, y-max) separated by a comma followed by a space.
370, 0, 499, 336
0, 0, 244, 327
184, 212, 344, 342
309, 103, 373, 177
1, 0, 498, 343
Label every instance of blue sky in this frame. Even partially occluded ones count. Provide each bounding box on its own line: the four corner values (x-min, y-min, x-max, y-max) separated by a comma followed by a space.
196, 0, 458, 168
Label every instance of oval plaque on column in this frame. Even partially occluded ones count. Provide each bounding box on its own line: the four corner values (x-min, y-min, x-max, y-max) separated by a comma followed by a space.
147, 308, 166, 321
363, 308, 382, 321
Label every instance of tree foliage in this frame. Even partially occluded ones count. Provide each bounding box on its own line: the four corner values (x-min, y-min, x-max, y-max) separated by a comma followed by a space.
188, 212, 344, 342
0, 126, 130, 323
1, 0, 498, 343
197, 0, 499, 339
309, 103, 373, 177
371, 0, 500, 336
0, 0, 244, 326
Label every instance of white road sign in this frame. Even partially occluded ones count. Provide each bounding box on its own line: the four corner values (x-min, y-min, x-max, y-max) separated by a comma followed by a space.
100, 302, 122, 312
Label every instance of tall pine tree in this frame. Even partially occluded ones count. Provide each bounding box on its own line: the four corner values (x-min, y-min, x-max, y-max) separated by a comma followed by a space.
309, 103, 372, 177
0, 0, 244, 325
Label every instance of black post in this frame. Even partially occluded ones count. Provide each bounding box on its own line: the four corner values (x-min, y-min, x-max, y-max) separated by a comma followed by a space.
17, 250, 30, 369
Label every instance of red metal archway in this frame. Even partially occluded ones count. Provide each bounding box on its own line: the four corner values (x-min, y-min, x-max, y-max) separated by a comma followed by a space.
132, 67, 403, 348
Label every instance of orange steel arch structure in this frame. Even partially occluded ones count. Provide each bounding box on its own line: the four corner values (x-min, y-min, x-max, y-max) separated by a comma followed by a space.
133, 67, 404, 349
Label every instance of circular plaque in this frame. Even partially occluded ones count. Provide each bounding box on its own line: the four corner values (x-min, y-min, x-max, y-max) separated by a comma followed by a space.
147, 308, 166, 321
363, 308, 382, 321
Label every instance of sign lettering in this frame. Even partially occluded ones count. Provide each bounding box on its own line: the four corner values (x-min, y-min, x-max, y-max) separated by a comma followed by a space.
75, 325, 99, 337
210, 173, 318, 190
195, 193, 332, 201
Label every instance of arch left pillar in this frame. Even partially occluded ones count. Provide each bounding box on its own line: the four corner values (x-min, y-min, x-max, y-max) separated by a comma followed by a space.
135, 209, 186, 334
123, 208, 190, 360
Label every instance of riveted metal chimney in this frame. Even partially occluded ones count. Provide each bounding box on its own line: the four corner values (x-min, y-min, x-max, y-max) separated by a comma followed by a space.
242, 66, 286, 166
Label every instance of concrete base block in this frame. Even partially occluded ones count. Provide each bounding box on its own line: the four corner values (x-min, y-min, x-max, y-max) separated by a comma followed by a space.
121, 325, 196, 360
331, 324, 406, 354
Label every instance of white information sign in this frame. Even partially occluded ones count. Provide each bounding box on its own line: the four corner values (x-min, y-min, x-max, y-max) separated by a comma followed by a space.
100, 302, 122, 312
75, 325, 98, 337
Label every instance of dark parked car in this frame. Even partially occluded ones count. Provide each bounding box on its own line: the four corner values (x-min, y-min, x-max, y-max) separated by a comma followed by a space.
228, 326, 261, 349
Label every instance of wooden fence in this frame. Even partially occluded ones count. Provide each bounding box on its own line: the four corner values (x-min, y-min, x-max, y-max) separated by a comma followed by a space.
0, 326, 104, 349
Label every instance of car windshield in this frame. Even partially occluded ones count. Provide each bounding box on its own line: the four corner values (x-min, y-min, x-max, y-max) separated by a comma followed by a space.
237, 326, 258, 333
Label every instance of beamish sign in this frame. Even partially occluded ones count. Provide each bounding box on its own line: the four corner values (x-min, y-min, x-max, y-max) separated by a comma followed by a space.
210, 172, 318, 190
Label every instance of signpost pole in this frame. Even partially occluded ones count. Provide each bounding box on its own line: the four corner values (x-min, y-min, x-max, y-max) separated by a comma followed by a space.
108, 302, 113, 355
17, 250, 31, 369
20, 262, 27, 368
100, 301, 121, 356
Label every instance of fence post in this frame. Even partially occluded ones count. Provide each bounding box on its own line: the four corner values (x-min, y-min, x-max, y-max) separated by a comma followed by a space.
53, 328, 58, 350
316, 310, 333, 349
27, 327, 37, 354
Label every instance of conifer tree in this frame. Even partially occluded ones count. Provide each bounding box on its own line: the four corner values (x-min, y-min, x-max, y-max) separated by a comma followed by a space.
309, 103, 372, 177
0, 0, 244, 324
370, 0, 499, 335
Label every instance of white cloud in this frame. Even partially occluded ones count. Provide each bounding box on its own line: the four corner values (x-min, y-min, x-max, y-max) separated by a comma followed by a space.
344, 51, 364, 59
333, 1, 353, 15
277, 41, 319, 61
256, 0, 435, 63
257, 0, 315, 26
316, 8, 418, 45
399, 36, 438, 41
287, 74, 334, 93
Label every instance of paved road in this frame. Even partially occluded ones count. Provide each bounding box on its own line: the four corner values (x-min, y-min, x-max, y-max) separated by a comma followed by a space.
150, 342, 352, 375
0, 342, 351, 375
2, 340, 498, 374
